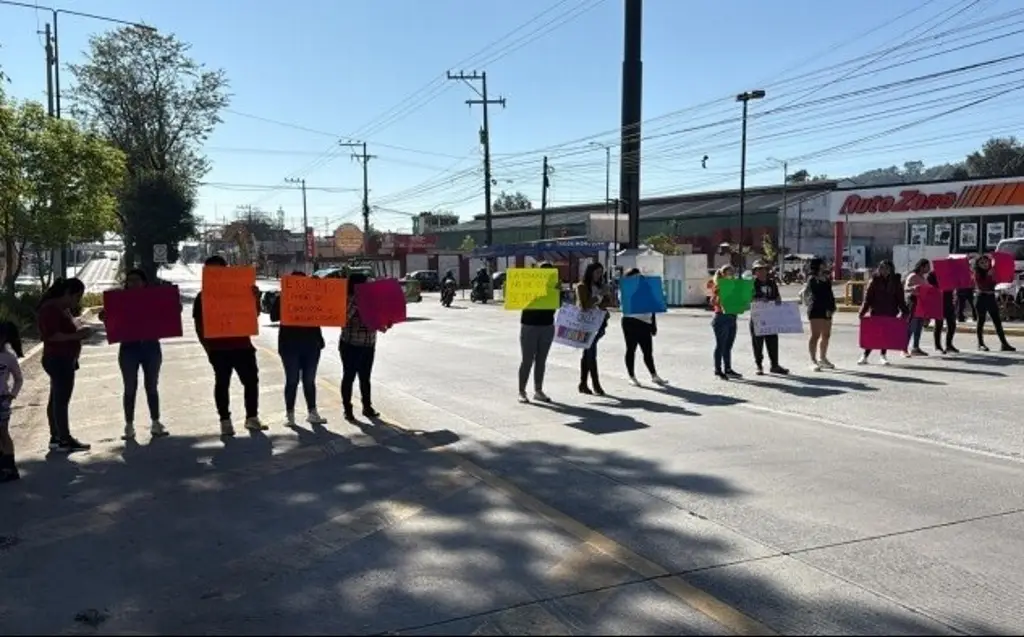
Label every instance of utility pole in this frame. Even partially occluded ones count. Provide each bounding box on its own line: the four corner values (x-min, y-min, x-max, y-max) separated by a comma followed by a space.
620, 0, 644, 249
284, 177, 310, 270
447, 71, 506, 249
539, 156, 552, 240
340, 141, 375, 255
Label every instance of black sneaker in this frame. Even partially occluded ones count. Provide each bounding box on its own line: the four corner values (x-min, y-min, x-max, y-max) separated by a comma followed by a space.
1001, 344, 1016, 352
58, 438, 91, 453
715, 370, 729, 380
755, 364, 764, 376
945, 345, 960, 354
979, 344, 990, 352
343, 409, 356, 422
770, 365, 790, 375
725, 369, 743, 379
362, 406, 380, 419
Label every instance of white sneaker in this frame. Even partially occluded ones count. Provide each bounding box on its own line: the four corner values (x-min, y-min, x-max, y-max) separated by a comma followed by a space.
651, 375, 668, 385
150, 420, 168, 437
245, 417, 267, 431
307, 409, 326, 425
533, 390, 551, 403
819, 359, 835, 370
810, 361, 822, 372
879, 355, 890, 366
122, 423, 136, 441
629, 376, 641, 386
220, 419, 236, 437
518, 392, 529, 403
857, 355, 869, 365
285, 411, 296, 426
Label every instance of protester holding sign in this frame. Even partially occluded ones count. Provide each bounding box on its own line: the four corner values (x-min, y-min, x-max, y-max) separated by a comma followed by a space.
340, 273, 385, 420
749, 261, 789, 376
858, 260, 908, 366
38, 278, 93, 452
101, 269, 171, 441
275, 272, 328, 427
620, 268, 667, 387
926, 270, 959, 354
574, 262, 612, 395
904, 259, 932, 357
973, 255, 1015, 352
517, 263, 558, 403
802, 257, 837, 372
193, 256, 264, 436
710, 265, 742, 380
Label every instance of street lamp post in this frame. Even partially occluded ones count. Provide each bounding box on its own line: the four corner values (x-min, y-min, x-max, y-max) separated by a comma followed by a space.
590, 142, 616, 264
768, 157, 788, 272
284, 178, 310, 272
736, 89, 766, 268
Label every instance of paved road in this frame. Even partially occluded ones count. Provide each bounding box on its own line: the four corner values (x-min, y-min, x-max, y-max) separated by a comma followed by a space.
77, 258, 121, 292
3, 267, 1023, 635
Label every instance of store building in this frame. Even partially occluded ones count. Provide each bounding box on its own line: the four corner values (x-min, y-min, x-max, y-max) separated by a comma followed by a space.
430, 181, 839, 256
830, 176, 1024, 274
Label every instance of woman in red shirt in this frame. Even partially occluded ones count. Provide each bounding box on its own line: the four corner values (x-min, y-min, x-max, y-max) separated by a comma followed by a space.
38, 278, 92, 452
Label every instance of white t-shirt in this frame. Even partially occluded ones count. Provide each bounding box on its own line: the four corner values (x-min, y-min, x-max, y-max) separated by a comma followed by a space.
0, 349, 23, 399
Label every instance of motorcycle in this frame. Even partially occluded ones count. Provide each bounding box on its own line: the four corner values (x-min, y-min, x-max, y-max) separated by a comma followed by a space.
470, 280, 492, 303
441, 280, 457, 307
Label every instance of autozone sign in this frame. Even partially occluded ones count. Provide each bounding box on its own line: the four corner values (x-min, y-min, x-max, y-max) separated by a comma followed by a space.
839, 180, 1024, 216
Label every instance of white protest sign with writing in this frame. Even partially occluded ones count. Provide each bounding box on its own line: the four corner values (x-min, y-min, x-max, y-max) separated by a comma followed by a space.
553, 304, 607, 350
751, 301, 804, 336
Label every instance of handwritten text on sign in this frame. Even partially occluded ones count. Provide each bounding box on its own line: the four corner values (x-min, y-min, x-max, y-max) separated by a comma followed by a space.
202, 266, 258, 339
503, 268, 560, 310
280, 275, 348, 327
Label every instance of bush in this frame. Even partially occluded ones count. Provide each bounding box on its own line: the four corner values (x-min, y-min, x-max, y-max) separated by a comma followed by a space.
0, 293, 41, 338
81, 292, 104, 308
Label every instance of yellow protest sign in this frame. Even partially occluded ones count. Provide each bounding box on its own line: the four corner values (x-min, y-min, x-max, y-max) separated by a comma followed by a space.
202, 266, 258, 338
503, 268, 560, 310
280, 275, 348, 327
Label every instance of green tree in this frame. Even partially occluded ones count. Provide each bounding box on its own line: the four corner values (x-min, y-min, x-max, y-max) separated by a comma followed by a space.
459, 235, 477, 252
492, 190, 533, 212
0, 98, 125, 293
67, 26, 229, 280
642, 233, 681, 255
761, 233, 777, 263
966, 137, 1024, 178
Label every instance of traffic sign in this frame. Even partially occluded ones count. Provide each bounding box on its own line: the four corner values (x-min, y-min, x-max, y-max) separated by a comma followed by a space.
153, 244, 168, 264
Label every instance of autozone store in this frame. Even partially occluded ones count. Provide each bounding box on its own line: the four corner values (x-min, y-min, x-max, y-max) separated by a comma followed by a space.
830, 176, 1024, 273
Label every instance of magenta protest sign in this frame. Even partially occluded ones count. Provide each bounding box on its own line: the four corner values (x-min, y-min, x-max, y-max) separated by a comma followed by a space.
931, 258, 972, 291
103, 285, 183, 344
859, 316, 908, 351
913, 285, 943, 320
354, 278, 407, 331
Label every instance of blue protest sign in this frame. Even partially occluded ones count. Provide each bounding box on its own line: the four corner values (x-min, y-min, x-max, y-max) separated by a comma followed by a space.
619, 275, 668, 314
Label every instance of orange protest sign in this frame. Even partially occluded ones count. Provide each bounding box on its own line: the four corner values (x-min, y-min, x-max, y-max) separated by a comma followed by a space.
201, 266, 258, 338
280, 275, 348, 327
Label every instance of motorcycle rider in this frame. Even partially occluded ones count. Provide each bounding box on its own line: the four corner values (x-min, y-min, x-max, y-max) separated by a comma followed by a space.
472, 267, 491, 301
441, 270, 457, 306
442, 270, 457, 287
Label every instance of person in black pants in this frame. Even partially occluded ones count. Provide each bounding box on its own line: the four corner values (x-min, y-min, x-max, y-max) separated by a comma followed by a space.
37, 278, 92, 452
973, 255, 1016, 352
750, 261, 789, 375
927, 271, 959, 354
340, 272, 385, 420
620, 268, 667, 386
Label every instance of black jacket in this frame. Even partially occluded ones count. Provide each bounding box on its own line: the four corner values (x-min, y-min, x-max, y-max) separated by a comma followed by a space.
271, 296, 325, 352
752, 278, 780, 301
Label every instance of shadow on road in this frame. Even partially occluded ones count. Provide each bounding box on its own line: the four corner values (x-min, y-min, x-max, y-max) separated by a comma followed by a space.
0, 421, 993, 636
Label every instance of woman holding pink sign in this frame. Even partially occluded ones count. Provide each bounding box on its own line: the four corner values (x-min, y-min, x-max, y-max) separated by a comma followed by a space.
858, 260, 908, 366
903, 259, 931, 358
973, 256, 1015, 352
340, 272, 383, 420
926, 270, 959, 354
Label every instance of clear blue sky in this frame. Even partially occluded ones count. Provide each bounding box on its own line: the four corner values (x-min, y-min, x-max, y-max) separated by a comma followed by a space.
1, 0, 1020, 234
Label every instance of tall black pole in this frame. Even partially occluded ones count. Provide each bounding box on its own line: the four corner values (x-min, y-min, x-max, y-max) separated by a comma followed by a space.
738, 98, 749, 253
619, 0, 643, 250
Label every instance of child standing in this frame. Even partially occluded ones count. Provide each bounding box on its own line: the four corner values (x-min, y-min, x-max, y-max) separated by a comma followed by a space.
0, 321, 25, 483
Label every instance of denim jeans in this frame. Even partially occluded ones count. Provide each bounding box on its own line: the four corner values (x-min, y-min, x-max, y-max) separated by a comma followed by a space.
119, 341, 162, 423
712, 313, 738, 372
42, 354, 77, 442
280, 345, 321, 412
907, 317, 925, 350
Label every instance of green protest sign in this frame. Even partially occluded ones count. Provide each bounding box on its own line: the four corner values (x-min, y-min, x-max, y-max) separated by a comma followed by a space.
717, 278, 754, 315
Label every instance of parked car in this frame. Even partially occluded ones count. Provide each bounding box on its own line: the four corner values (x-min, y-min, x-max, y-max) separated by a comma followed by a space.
405, 270, 440, 292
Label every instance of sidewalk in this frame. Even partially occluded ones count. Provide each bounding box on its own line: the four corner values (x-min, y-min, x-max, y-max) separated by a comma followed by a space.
0, 310, 732, 635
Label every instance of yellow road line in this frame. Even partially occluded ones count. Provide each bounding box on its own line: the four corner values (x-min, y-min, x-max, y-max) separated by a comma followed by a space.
306, 371, 775, 636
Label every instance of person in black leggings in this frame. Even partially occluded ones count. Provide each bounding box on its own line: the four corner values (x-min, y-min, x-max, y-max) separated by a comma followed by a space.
972, 255, 1015, 352
620, 268, 667, 386
927, 271, 959, 354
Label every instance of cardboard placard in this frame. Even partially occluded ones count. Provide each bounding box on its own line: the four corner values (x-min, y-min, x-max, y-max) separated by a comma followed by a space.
991, 251, 1015, 284
859, 316, 909, 350
716, 279, 754, 315
750, 301, 803, 336
280, 275, 348, 327
503, 268, 560, 310
553, 304, 606, 350
913, 285, 944, 320
103, 285, 183, 344
619, 275, 668, 314
201, 266, 258, 339
354, 278, 407, 331
931, 258, 972, 291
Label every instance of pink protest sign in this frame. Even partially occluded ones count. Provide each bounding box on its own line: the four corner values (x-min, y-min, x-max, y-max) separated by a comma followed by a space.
991, 251, 1015, 284
913, 285, 943, 320
931, 258, 972, 291
354, 278, 407, 331
859, 316, 908, 351
103, 285, 183, 344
